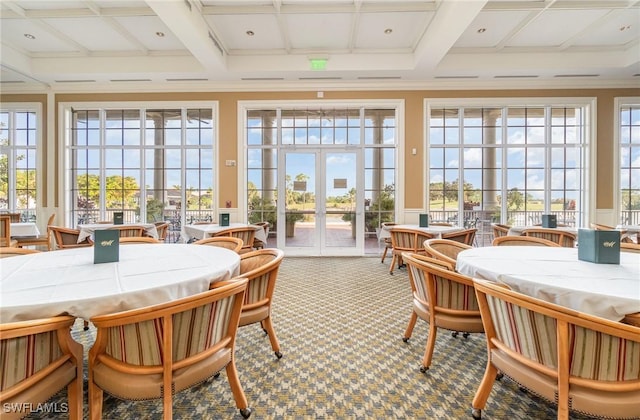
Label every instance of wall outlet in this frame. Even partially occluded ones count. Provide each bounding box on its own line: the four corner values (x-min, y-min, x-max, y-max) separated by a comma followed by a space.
225, 160, 236, 166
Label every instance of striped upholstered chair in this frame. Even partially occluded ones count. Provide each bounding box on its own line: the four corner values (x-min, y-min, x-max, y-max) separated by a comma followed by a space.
88, 279, 252, 420
232, 248, 285, 359
471, 278, 640, 420
401, 252, 484, 373
522, 227, 576, 247
0, 316, 83, 420
423, 238, 472, 270
388, 227, 434, 274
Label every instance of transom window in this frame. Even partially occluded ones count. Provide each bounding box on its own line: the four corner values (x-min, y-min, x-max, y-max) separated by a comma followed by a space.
67, 105, 216, 236
0, 106, 39, 220
427, 101, 590, 231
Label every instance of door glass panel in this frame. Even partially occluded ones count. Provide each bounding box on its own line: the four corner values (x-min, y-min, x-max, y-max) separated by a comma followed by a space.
285, 153, 316, 247
325, 152, 357, 248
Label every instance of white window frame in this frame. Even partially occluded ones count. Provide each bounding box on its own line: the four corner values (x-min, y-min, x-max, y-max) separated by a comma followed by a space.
613, 96, 640, 225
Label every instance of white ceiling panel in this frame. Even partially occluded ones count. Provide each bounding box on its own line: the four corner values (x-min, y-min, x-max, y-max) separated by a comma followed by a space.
0, 19, 77, 53
355, 11, 432, 50
207, 14, 284, 51
115, 16, 186, 51
44, 17, 139, 51
571, 8, 640, 46
454, 11, 531, 48
284, 13, 353, 50
507, 9, 611, 47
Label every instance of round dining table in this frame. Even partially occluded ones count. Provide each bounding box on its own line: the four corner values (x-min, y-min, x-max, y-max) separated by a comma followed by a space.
456, 246, 640, 322
0, 244, 240, 323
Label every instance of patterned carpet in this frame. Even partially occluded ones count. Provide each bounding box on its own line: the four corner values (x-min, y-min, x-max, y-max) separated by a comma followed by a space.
30, 256, 599, 419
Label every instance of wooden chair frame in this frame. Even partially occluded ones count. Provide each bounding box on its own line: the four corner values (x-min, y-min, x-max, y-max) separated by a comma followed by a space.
16, 213, 55, 251
491, 223, 511, 239
50, 226, 93, 249
153, 221, 170, 242
252, 221, 270, 250
231, 248, 285, 359
213, 226, 256, 254
388, 227, 434, 274
522, 228, 576, 248
471, 278, 640, 420
0, 316, 83, 420
194, 236, 244, 253
88, 279, 251, 420
492, 235, 561, 247
440, 228, 477, 246
379, 222, 397, 263
0, 215, 17, 248
402, 252, 484, 373
0, 247, 41, 258
119, 236, 161, 244
621, 242, 640, 253
423, 238, 471, 270
107, 225, 145, 237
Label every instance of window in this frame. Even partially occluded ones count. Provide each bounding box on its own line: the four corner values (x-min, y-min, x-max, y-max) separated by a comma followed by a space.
427, 101, 590, 230
67, 105, 216, 234
0, 106, 39, 220
618, 101, 640, 225
245, 106, 396, 239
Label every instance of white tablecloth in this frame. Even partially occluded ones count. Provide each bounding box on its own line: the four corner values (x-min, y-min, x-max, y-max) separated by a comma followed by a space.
182, 223, 267, 243
456, 246, 640, 321
77, 223, 158, 242
0, 244, 240, 322
10, 222, 41, 237
378, 224, 464, 240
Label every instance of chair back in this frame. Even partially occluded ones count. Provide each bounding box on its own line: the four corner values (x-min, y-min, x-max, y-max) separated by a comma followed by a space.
4, 212, 21, 223
194, 236, 244, 253
214, 226, 256, 253
0, 215, 15, 247
108, 225, 144, 237
88, 279, 250, 419
154, 221, 170, 241
423, 238, 471, 270
50, 226, 93, 249
522, 227, 576, 247
621, 242, 640, 253
233, 248, 285, 358
0, 247, 41, 258
441, 228, 477, 245
390, 227, 434, 254
403, 252, 482, 329
429, 222, 452, 227
0, 315, 83, 420
472, 278, 640, 420
491, 223, 511, 238
492, 235, 560, 247
252, 222, 270, 249
119, 237, 161, 244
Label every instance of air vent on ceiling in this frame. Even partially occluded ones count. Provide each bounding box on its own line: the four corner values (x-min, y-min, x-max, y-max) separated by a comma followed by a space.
54, 79, 96, 83
166, 78, 209, 82
554, 74, 599, 78
634, 74, 640, 77
208, 32, 224, 56
434, 76, 479, 79
110, 79, 151, 82
357, 76, 402, 80
241, 77, 285, 81
0, 80, 25, 84
298, 77, 342, 80
494, 75, 538, 79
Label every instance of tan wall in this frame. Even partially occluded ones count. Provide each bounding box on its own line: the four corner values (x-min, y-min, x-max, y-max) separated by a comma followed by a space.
2, 88, 638, 211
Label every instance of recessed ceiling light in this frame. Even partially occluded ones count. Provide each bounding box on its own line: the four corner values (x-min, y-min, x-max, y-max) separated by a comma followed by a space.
477, 28, 486, 33
156, 32, 165, 37
246, 30, 255, 36
384, 28, 392, 34
24, 33, 35, 40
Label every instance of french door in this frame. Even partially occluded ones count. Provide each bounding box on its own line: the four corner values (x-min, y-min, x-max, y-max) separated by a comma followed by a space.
279, 149, 363, 255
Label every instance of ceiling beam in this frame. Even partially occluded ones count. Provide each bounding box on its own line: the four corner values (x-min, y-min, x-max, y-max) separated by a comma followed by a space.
145, 0, 226, 73
413, 0, 488, 72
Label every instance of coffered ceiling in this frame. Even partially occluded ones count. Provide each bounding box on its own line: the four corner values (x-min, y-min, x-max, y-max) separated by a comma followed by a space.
1, 0, 639, 92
